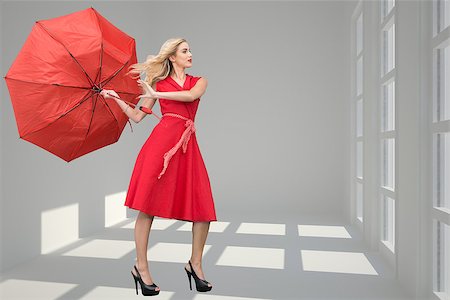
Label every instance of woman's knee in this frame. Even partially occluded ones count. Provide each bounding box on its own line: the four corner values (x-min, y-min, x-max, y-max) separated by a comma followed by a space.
139, 211, 155, 219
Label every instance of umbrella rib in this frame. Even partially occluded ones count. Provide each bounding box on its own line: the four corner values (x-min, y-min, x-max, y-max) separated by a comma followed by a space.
94, 49, 136, 97
98, 93, 122, 139
21, 90, 93, 139
94, 41, 103, 85
52, 83, 92, 90
100, 59, 129, 88
99, 59, 140, 104
4, 77, 91, 90
37, 22, 96, 88
82, 93, 97, 142
70, 93, 98, 159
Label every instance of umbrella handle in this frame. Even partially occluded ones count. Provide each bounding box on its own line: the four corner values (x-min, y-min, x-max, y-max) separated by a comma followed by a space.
105, 92, 161, 120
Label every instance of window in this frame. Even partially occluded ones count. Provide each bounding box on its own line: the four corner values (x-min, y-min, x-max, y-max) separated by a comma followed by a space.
356, 56, 363, 97
382, 22, 395, 76
381, 0, 395, 20
379, 0, 396, 252
357, 99, 363, 137
356, 182, 363, 222
434, 44, 450, 122
353, 4, 364, 223
432, 1, 450, 298
434, 0, 450, 35
382, 195, 395, 252
381, 138, 395, 191
381, 80, 395, 132
433, 132, 450, 210
433, 220, 450, 298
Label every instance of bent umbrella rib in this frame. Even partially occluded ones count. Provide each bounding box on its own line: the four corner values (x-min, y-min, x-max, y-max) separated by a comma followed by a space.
94, 41, 103, 86
98, 93, 122, 139
21, 90, 93, 139
69, 93, 99, 160
36, 22, 96, 88
100, 59, 129, 88
4, 77, 91, 90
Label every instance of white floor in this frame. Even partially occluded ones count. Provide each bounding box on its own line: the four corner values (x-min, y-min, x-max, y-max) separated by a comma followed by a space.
0, 213, 410, 300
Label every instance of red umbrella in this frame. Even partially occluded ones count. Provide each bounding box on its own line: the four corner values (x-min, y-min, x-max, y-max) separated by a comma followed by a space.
4, 7, 151, 162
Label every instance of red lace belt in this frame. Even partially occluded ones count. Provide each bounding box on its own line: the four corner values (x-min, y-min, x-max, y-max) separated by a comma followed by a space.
158, 113, 196, 179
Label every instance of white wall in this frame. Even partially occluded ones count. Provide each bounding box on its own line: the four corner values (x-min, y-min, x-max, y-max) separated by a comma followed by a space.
1, 1, 353, 272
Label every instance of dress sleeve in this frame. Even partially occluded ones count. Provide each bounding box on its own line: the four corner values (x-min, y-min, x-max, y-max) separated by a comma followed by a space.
192, 75, 202, 87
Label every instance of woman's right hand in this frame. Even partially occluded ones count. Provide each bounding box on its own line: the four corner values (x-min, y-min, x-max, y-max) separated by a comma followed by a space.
100, 89, 120, 100
137, 79, 158, 99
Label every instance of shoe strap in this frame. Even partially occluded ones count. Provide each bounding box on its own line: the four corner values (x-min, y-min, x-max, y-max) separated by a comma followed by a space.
188, 261, 210, 285
134, 265, 158, 288
134, 265, 141, 278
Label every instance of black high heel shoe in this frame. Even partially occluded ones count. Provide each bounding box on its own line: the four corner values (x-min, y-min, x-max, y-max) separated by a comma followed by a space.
184, 260, 212, 292
131, 265, 160, 296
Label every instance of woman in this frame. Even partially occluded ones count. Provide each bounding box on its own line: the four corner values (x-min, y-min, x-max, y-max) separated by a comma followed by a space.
101, 38, 217, 296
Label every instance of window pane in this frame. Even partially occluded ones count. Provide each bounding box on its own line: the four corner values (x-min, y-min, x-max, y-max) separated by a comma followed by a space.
381, 138, 395, 190
433, 220, 450, 296
382, 195, 395, 250
356, 13, 363, 55
435, 43, 450, 122
382, 23, 395, 75
435, 0, 450, 34
357, 99, 363, 137
381, 0, 395, 20
357, 182, 363, 220
382, 81, 395, 132
433, 132, 450, 209
357, 141, 363, 178
357, 56, 363, 96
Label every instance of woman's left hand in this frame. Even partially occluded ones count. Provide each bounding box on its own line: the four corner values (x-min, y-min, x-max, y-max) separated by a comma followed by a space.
137, 79, 158, 99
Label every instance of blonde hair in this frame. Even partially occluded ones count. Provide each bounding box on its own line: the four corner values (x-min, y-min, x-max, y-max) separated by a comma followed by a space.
126, 37, 187, 87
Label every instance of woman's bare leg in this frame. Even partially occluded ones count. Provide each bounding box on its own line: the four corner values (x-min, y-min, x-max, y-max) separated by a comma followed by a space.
131, 211, 160, 291
185, 221, 212, 287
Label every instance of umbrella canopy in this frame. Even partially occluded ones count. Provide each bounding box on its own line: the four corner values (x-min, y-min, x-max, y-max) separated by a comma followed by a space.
4, 7, 140, 162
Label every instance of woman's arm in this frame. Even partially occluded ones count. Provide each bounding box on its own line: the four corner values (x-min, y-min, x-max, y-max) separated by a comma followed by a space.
154, 77, 208, 102
134, 96, 157, 123
155, 90, 192, 102
101, 83, 158, 123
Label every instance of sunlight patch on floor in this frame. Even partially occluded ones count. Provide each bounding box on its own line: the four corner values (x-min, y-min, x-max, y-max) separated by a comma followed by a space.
216, 246, 284, 269
61, 239, 135, 259
41, 203, 79, 254
236, 222, 285, 236
301, 250, 378, 275
147, 242, 212, 263
0, 279, 77, 300
105, 191, 127, 227
194, 294, 270, 300
79, 286, 175, 299
297, 225, 352, 238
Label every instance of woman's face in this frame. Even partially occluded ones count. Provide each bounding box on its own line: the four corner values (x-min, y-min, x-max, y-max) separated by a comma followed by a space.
170, 42, 192, 68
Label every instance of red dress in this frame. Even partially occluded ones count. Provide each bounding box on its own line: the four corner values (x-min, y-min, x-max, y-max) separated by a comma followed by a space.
124, 74, 217, 222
